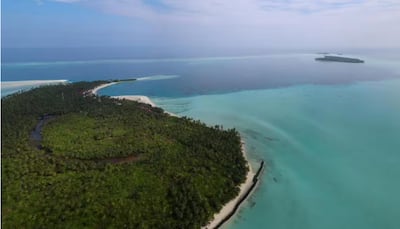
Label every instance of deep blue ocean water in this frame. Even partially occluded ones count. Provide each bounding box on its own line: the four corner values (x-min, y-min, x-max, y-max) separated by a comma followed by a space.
2, 48, 400, 228
3, 51, 399, 97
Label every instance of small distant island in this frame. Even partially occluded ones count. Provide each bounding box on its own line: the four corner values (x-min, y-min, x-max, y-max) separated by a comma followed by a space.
315, 55, 364, 63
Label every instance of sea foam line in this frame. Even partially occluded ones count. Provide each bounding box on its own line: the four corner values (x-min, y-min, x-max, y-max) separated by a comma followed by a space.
1, 80, 69, 89
136, 75, 180, 81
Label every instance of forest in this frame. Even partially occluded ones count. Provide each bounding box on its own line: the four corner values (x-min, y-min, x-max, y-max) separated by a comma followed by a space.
1, 81, 248, 228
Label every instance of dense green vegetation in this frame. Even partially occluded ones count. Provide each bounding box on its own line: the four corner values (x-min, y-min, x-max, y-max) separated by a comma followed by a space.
1, 81, 248, 228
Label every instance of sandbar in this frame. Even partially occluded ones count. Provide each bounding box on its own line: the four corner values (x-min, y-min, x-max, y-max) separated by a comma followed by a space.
91, 82, 176, 116
90, 82, 117, 95
112, 95, 156, 107
1, 80, 68, 88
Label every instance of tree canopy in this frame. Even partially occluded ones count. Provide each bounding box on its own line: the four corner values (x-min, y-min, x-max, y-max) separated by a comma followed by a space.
1, 81, 248, 228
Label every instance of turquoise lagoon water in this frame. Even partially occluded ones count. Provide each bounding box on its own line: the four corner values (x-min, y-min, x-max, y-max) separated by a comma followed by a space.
2, 51, 400, 228
99, 54, 400, 229
149, 80, 400, 229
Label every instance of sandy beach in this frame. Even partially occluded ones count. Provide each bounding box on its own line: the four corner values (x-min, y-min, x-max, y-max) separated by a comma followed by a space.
1, 80, 69, 97
1, 80, 69, 90
91, 82, 176, 116
90, 82, 117, 95
91, 82, 157, 108
1, 79, 68, 87
112, 95, 156, 107
113, 95, 178, 117
202, 142, 256, 229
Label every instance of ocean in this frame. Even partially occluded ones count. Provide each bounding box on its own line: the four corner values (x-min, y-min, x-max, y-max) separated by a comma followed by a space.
2, 48, 400, 229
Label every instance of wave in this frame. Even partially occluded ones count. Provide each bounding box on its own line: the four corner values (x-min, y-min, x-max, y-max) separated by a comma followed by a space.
135, 75, 180, 81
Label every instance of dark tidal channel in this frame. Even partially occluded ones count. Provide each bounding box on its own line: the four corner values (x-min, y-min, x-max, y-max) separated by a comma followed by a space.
30, 115, 56, 149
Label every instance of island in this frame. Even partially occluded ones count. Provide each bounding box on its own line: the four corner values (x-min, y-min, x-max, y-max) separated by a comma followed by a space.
1, 81, 263, 229
315, 55, 364, 63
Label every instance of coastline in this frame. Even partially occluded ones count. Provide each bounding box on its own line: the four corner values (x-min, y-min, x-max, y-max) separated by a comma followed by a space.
112, 95, 156, 107
202, 142, 261, 229
91, 82, 261, 228
90, 82, 117, 95
1, 80, 69, 98
91, 82, 176, 116
1, 79, 69, 88
91, 82, 155, 107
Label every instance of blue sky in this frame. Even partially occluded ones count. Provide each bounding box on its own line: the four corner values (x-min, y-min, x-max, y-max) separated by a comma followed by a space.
2, 0, 400, 49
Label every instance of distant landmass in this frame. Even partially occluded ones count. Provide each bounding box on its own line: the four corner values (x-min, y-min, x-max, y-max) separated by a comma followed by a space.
315, 55, 364, 63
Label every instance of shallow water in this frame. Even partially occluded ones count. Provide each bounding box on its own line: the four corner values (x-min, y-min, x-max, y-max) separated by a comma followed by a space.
150, 80, 400, 229
2, 50, 400, 228
1, 80, 68, 97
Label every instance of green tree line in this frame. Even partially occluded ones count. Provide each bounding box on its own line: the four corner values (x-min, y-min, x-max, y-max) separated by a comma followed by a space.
1, 81, 247, 228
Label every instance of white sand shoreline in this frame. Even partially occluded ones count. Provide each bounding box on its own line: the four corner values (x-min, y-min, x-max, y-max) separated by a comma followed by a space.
91, 82, 176, 116
91, 83, 155, 106
202, 142, 256, 229
90, 82, 117, 95
1, 80, 69, 89
1, 80, 70, 98
112, 95, 156, 107
91, 82, 258, 228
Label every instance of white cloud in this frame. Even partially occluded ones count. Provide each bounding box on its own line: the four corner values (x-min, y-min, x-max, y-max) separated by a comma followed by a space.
42, 0, 400, 48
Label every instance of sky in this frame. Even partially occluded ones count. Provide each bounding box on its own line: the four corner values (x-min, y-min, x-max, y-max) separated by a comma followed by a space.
2, 0, 400, 50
